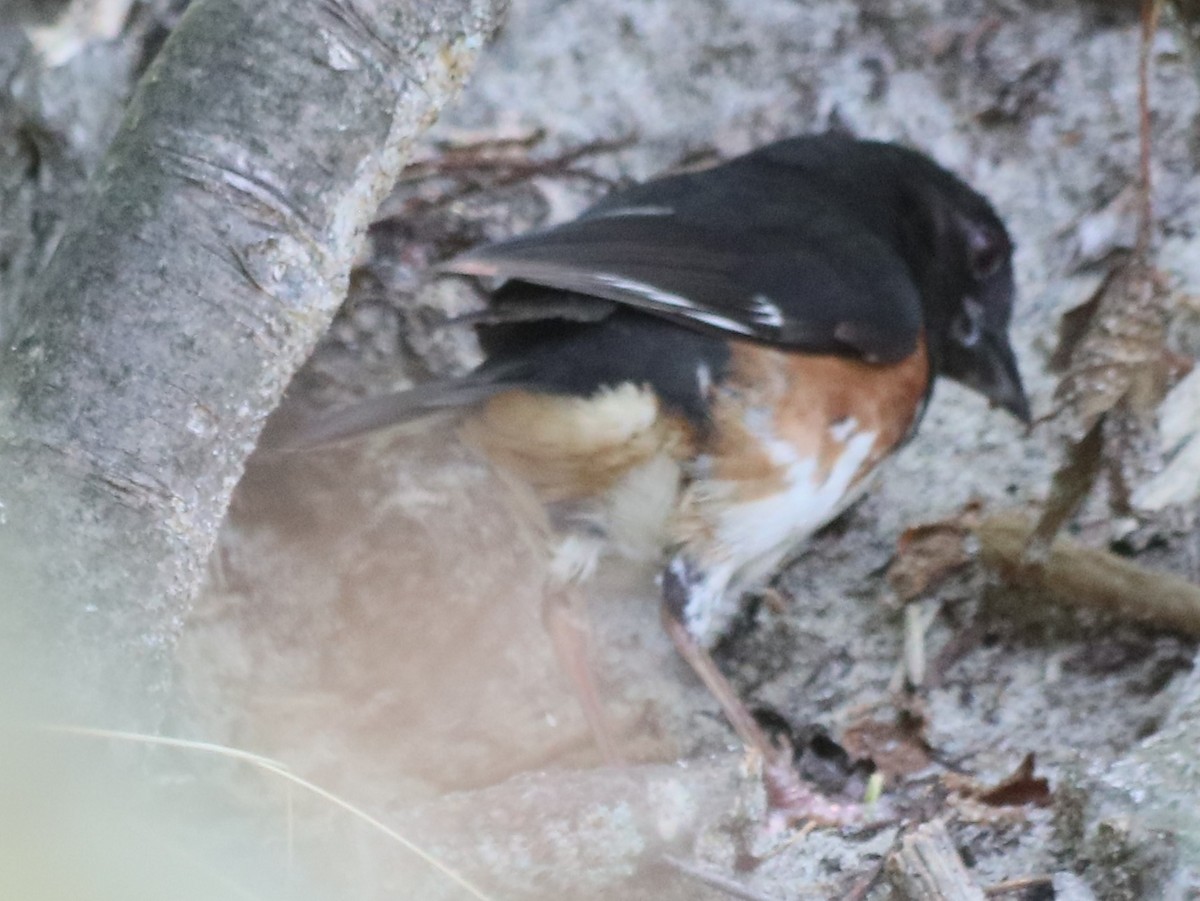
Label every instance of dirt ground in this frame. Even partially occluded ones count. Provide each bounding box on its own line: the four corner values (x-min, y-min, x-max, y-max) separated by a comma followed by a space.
174, 1, 1200, 898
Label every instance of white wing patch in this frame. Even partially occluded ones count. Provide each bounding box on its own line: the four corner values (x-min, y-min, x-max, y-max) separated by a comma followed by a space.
593, 273, 758, 336
589, 205, 674, 219
749, 294, 784, 328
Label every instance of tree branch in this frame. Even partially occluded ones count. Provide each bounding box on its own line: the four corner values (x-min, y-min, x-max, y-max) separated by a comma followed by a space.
0, 0, 507, 726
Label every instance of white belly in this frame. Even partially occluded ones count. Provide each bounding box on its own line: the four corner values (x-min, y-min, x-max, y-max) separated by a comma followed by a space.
675, 419, 880, 645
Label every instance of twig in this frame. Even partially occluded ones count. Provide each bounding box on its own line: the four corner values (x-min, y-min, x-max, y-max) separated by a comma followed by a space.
379, 134, 637, 219
1136, 0, 1162, 254
902, 601, 939, 689
978, 511, 1200, 637
844, 857, 889, 901
984, 874, 1055, 896
886, 819, 986, 901
398, 134, 634, 184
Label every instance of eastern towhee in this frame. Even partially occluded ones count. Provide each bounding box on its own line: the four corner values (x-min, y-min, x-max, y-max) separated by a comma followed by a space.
272, 132, 1029, 820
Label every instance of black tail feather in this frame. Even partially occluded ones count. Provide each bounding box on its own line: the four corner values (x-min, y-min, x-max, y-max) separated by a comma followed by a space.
258, 375, 513, 453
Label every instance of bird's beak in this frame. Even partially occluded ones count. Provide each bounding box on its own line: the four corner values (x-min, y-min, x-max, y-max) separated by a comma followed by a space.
980, 333, 1031, 425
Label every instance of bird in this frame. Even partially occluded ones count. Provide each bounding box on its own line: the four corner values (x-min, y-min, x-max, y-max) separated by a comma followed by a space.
269, 131, 1029, 821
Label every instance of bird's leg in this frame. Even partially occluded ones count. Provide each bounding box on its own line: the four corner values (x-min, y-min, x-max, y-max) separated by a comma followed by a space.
661, 559, 775, 756
543, 584, 622, 763
543, 533, 622, 764
661, 556, 871, 827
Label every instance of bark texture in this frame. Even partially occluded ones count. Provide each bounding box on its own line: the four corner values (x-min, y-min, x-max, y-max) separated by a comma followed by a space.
0, 0, 505, 723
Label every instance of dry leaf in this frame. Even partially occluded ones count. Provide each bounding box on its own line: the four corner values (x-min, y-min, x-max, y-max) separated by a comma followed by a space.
1052, 254, 1169, 434
1034, 2, 1172, 549
1035, 251, 1170, 551
1026, 416, 1104, 561
887, 507, 980, 602
842, 715, 933, 779
975, 753, 1052, 808
1048, 273, 1111, 374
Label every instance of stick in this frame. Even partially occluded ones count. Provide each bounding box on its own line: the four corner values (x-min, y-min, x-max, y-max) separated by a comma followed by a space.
978, 511, 1200, 636
886, 820, 985, 901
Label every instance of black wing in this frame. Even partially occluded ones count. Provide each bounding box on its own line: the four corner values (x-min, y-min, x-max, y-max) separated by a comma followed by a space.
442, 144, 925, 364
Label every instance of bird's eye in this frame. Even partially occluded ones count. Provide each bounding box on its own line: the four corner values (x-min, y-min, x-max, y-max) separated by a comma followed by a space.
967, 224, 1008, 279
952, 298, 985, 348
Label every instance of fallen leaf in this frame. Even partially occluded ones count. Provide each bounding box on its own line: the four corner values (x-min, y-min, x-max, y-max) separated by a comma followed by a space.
1048, 273, 1112, 374
887, 507, 981, 602
1035, 251, 1170, 552
975, 753, 1052, 808
841, 714, 934, 779
1026, 416, 1105, 562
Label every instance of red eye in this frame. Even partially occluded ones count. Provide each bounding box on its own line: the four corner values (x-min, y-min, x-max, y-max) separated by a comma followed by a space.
967, 225, 1008, 279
